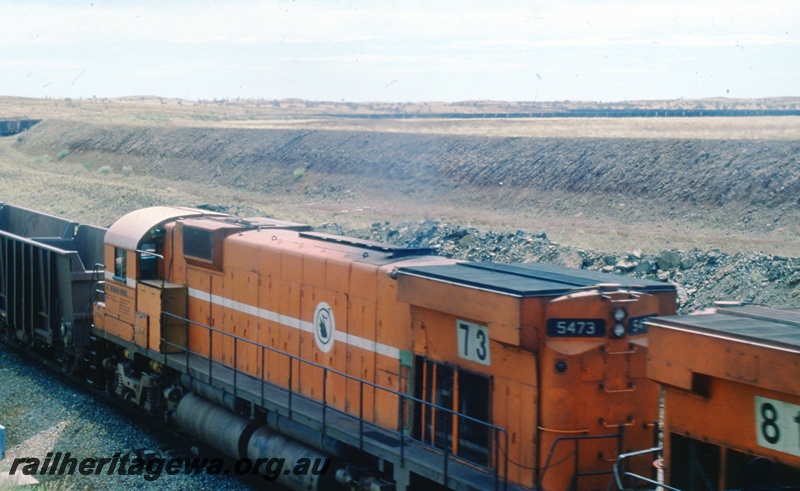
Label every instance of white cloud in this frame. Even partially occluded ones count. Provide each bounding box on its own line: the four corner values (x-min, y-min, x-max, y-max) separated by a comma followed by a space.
1, 0, 797, 48
0, 0, 797, 101
0, 58, 77, 68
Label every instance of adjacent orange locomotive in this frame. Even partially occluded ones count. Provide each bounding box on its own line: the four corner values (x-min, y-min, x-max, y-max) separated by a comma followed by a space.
1, 204, 678, 490
616, 305, 800, 491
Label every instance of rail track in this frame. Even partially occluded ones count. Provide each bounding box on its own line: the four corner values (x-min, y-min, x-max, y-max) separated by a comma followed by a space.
0, 334, 263, 490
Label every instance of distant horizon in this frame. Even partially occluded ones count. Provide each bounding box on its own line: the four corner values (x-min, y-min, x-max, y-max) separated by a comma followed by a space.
4, 94, 800, 106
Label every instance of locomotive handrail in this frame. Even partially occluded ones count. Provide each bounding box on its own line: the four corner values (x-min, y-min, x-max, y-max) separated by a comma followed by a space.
134, 249, 163, 258
613, 446, 680, 491
604, 348, 638, 355
538, 431, 622, 490
91, 264, 105, 293
537, 425, 589, 434
161, 311, 510, 491
603, 385, 638, 394
606, 296, 645, 303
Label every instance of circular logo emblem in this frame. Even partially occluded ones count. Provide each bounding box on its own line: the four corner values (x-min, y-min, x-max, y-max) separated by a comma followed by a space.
313, 302, 335, 353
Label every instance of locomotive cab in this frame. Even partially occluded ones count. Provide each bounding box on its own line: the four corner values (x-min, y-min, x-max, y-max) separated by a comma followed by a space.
97, 206, 310, 353
97, 207, 222, 350
397, 262, 677, 490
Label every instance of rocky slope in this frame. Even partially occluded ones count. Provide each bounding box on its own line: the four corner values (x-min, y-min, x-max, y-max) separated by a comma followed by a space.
15, 120, 800, 241
321, 220, 800, 313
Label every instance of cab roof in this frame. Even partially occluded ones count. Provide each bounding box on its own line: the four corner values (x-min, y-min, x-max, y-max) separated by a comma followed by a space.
397, 261, 675, 297
651, 305, 800, 353
105, 206, 226, 250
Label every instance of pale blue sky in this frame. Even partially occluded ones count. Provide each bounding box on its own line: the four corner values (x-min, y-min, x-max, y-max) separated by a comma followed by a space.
1, 0, 797, 102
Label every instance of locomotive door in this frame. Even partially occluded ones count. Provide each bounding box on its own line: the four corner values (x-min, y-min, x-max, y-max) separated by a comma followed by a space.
412, 357, 491, 466
186, 267, 224, 363
226, 269, 259, 376
299, 285, 348, 404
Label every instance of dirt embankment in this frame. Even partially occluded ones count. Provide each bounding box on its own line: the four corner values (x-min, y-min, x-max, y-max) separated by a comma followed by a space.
6, 117, 800, 311
16, 120, 800, 235
17, 120, 800, 195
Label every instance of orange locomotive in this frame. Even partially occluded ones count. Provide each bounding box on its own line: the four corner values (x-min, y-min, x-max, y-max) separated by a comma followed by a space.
616, 305, 800, 490
0, 204, 677, 490
89, 206, 677, 490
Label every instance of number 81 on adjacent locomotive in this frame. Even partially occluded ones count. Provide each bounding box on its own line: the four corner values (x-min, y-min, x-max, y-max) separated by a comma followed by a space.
755, 396, 800, 458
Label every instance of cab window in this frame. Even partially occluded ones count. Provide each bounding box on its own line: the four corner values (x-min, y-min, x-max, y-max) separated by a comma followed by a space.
114, 247, 127, 280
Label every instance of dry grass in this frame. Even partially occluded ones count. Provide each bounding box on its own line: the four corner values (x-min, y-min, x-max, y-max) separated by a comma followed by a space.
217, 115, 800, 139
4, 96, 800, 139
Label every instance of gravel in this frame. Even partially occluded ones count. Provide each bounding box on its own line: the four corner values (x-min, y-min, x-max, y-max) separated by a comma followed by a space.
326, 219, 800, 314
0, 345, 255, 491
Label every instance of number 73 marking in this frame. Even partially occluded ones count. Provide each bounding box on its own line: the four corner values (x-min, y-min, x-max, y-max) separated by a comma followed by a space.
755, 396, 800, 458
457, 320, 491, 366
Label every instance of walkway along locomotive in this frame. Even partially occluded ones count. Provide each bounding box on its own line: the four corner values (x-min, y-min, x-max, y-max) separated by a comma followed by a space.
0, 203, 678, 490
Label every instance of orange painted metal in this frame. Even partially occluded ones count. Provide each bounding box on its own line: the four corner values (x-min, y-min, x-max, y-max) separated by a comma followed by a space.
104, 282, 136, 326
648, 310, 800, 488
398, 276, 674, 490
538, 289, 668, 490
96, 206, 679, 491
136, 280, 188, 353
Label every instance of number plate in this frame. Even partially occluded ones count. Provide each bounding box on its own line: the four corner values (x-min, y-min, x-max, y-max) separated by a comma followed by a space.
457, 320, 491, 365
628, 315, 655, 335
546, 319, 606, 337
755, 396, 800, 457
